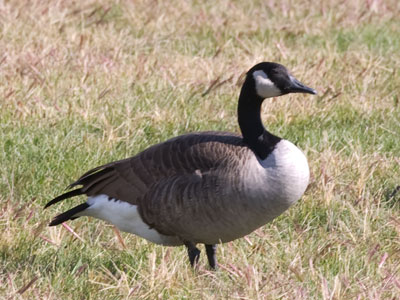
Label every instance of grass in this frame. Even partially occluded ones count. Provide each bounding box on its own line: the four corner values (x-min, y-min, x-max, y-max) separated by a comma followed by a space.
1, 0, 399, 298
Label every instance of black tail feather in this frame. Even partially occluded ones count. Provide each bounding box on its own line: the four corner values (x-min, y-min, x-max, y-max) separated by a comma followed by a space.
68, 166, 113, 189
44, 188, 83, 209
49, 203, 90, 226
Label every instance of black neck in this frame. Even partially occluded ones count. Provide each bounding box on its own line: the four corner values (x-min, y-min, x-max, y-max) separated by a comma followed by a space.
238, 80, 281, 160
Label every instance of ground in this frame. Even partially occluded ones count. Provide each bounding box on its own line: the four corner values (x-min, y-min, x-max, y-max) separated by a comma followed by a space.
0, 0, 399, 299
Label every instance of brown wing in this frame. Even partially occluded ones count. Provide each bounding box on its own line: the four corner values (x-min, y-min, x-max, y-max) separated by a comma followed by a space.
73, 131, 243, 196
47, 131, 249, 236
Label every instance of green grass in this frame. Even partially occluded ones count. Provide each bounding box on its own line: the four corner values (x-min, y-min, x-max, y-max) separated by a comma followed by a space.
1, 0, 399, 299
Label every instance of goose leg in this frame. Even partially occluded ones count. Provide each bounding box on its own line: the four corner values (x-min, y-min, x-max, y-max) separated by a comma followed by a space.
205, 244, 217, 269
184, 242, 201, 267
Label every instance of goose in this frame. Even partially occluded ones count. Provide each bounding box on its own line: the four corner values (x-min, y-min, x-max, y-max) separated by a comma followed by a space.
45, 62, 316, 269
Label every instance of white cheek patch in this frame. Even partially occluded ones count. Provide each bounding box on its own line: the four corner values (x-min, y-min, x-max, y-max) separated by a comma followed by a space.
252, 70, 282, 98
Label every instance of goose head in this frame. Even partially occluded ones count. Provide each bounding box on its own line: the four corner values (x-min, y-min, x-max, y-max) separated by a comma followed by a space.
237, 62, 317, 159
245, 62, 317, 99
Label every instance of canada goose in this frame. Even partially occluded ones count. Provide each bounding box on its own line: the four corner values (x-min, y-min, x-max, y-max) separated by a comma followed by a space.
45, 62, 316, 269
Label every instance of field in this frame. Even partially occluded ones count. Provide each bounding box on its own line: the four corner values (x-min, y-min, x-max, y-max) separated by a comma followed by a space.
1, 0, 399, 299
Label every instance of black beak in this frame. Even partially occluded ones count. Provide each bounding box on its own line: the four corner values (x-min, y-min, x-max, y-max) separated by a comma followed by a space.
287, 76, 317, 95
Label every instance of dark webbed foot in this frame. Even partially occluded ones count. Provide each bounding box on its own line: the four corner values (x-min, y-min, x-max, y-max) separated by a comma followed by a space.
205, 244, 217, 269
184, 242, 201, 267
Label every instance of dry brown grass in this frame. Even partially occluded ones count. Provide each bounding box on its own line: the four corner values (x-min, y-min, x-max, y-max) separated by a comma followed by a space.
1, 0, 399, 299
